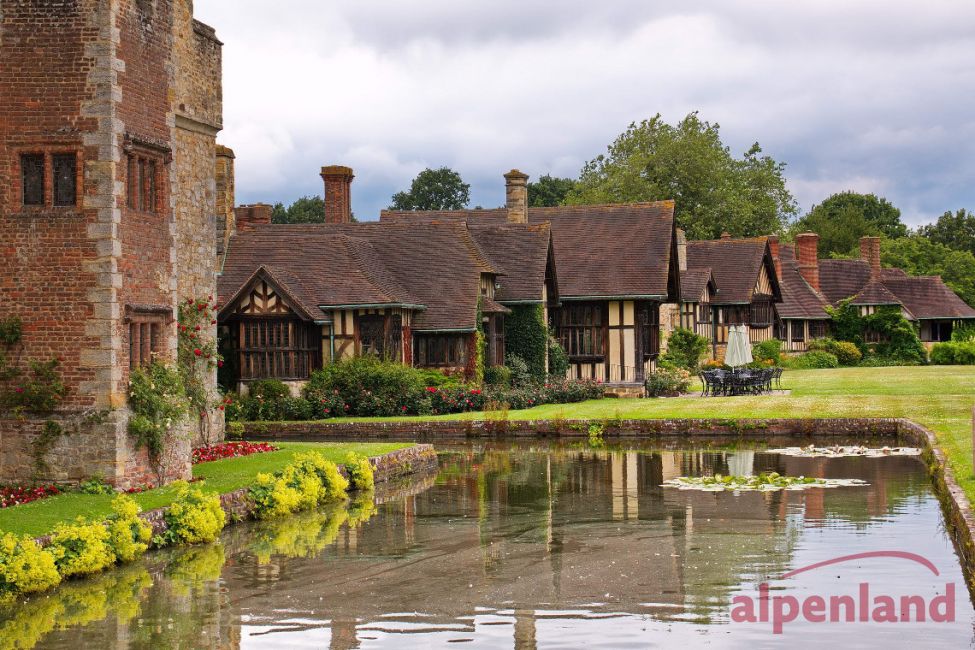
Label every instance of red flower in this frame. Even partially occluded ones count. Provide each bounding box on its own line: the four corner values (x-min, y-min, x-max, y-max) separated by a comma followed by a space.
194, 325, 201, 331
217, 360, 224, 368
194, 348, 202, 356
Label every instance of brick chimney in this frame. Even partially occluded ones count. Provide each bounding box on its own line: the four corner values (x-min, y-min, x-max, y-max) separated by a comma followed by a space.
720, 231, 731, 240
795, 232, 820, 291
860, 236, 882, 279
321, 165, 354, 224
504, 169, 529, 224
234, 203, 272, 232
767, 235, 781, 280
676, 228, 687, 272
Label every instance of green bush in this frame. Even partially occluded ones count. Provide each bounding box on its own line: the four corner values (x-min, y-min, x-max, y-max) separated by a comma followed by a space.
127, 362, 189, 458
645, 367, 692, 397
106, 495, 151, 563
303, 356, 425, 418
661, 328, 710, 370
547, 335, 570, 378
414, 368, 461, 388
807, 338, 862, 366
250, 451, 349, 518
951, 323, 975, 343
752, 339, 783, 366
790, 350, 839, 369
0, 533, 60, 602
161, 481, 226, 545
506, 355, 532, 387
484, 365, 512, 387
47, 520, 116, 578
279, 397, 313, 421
344, 452, 375, 491
225, 421, 245, 439
930, 341, 975, 365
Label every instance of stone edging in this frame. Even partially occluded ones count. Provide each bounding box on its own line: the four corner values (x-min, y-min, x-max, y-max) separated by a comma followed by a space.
244, 417, 975, 589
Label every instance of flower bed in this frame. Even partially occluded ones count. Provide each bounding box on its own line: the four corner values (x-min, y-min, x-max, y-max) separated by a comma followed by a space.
0, 484, 61, 509
191, 441, 278, 465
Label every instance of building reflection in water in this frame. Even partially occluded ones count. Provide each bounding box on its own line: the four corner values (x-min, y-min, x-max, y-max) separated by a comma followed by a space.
0, 440, 951, 650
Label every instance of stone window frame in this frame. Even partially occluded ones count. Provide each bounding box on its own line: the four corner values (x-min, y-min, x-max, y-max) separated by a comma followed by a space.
125, 305, 172, 370
123, 135, 171, 215
12, 146, 83, 211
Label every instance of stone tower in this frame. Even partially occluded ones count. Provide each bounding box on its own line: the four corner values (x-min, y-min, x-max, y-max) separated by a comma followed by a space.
0, 0, 225, 487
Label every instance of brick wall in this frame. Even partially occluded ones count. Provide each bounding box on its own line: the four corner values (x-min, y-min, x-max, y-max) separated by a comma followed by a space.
0, 0, 222, 486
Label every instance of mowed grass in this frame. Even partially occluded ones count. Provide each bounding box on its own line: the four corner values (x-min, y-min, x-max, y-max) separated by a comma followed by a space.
0, 441, 411, 538
319, 366, 975, 502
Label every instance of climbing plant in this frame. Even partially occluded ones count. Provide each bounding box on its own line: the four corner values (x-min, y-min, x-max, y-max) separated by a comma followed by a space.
176, 297, 223, 445
827, 301, 926, 364
504, 305, 547, 381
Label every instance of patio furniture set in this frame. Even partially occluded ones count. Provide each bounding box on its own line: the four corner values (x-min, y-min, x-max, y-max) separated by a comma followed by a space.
699, 367, 783, 397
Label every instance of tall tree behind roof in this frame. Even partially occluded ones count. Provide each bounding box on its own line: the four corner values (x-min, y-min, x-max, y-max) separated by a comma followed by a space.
565, 112, 797, 239
527, 174, 577, 207
917, 208, 975, 256
389, 167, 470, 211
793, 191, 907, 256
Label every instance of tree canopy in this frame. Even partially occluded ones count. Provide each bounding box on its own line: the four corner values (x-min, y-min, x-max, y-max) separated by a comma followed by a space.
917, 208, 975, 256
881, 235, 975, 307
565, 112, 797, 239
792, 191, 906, 256
271, 196, 339, 224
389, 167, 470, 211
527, 175, 577, 207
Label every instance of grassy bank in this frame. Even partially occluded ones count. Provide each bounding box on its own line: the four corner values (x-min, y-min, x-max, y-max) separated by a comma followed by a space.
0, 441, 411, 538
277, 366, 975, 501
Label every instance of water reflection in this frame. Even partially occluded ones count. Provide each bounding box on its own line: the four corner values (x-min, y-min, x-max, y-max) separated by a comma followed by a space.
2, 440, 972, 649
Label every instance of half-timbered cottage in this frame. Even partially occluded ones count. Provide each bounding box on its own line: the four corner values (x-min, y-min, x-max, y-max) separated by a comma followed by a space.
678, 268, 718, 340
381, 173, 681, 386
778, 233, 975, 349
685, 235, 782, 356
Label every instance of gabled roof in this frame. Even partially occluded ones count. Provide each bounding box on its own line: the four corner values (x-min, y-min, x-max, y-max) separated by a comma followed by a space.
680, 268, 716, 303
686, 238, 781, 305
850, 279, 904, 308
218, 222, 502, 331
776, 244, 831, 320
383, 201, 679, 301
467, 223, 555, 303
818, 259, 873, 306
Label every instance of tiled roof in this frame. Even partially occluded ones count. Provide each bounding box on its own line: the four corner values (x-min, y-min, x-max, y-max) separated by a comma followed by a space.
218, 223, 498, 331
776, 245, 831, 320
383, 201, 679, 301
686, 238, 779, 305
680, 268, 715, 303
818, 259, 872, 305
467, 223, 554, 303
850, 279, 903, 307
883, 276, 975, 319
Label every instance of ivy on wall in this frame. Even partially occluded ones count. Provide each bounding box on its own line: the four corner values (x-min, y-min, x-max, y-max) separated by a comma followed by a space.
827, 300, 927, 364
504, 305, 548, 381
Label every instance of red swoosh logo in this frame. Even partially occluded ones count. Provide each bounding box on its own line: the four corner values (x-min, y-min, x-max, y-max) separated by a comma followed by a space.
781, 551, 939, 579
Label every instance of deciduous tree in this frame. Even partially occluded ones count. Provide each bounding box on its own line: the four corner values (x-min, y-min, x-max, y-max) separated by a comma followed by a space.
389, 167, 470, 211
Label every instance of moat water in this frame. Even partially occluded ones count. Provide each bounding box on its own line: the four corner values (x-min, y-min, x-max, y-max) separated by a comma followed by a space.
2, 439, 973, 649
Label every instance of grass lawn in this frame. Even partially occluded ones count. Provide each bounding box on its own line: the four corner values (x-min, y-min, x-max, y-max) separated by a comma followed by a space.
0, 441, 411, 538
316, 366, 975, 502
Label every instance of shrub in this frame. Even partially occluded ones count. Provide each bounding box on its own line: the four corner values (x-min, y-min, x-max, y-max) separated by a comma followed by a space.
807, 338, 862, 366
344, 452, 375, 491
79, 476, 115, 495
504, 304, 548, 381
790, 350, 839, 369
250, 451, 349, 518
484, 365, 512, 387
952, 323, 975, 343
414, 368, 461, 388
660, 328, 710, 370
506, 355, 532, 388
248, 379, 290, 402
303, 356, 425, 418
547, 335, 570, 379
426, 386, 485, 414
645, 367, 691, 397
249, 473, 304, 519
106, 495, 151, 563
161, 481, 226, 545
930, 341, 975, 365
225, 421, 245, 439
752, 339, 783, 366
47, 520, 116, 578
279, 397, 313, 421
0, 533, 60, 602
127, 362, 189, 458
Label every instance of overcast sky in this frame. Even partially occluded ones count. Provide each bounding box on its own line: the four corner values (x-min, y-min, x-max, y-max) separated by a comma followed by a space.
194, 0, 975, 227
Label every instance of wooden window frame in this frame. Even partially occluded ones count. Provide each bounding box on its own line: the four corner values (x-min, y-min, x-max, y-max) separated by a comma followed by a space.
126, 308, 171, 370
414, 333, 469, 367
808, 320, 829, 340
750, 300, 774, 328
235, 316, 319, 381
555, 302, 607, 361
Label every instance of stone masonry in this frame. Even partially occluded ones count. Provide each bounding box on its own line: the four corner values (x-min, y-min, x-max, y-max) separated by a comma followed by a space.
0, 1, 225, 487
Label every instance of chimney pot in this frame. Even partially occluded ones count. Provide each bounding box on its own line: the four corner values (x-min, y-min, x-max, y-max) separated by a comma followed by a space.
795, 232, 820, 291
234, 203, 272, 232
321, 165, 354, 224
860, 236, 882, 279
504, 169, 529, 224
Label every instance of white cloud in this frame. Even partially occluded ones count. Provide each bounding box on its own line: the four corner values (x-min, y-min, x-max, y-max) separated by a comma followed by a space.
195, 0, 975, 226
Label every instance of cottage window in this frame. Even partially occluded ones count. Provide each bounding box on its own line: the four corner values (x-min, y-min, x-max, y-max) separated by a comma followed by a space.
21, 154, 45, 206
386, 315, 403, 361
237, 318, 317, 380
555, 303, 605, 359
415, 334, 468, 367
638, 304, 660, 360
127, 311, 169, 370
52, 154, 77, 206
721, 306, 749, 326
697, 301, 712, 324
808, 320, 829, 340
751, 300, 773, 328
791, 322, 806, 343
358, 315, 386, 358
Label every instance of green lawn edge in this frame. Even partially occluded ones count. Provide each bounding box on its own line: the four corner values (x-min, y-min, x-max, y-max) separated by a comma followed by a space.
0, 441, 412, 538
253, 366, 975, 503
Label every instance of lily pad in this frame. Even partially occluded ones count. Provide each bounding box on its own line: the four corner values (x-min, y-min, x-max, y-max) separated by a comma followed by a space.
662, 472, 869, 492
766, 445, 921, 458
